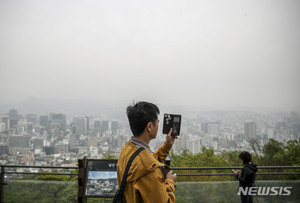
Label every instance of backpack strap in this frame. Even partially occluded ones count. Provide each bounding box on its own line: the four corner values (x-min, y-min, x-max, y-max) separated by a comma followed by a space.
118, 147, 145, 198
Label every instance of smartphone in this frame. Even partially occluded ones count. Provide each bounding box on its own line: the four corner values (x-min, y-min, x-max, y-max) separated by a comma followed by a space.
160, 165, 171, 180
162, 113, 182, 136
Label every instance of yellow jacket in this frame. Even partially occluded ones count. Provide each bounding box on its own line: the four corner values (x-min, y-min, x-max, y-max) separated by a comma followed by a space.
117, 141, 175, 203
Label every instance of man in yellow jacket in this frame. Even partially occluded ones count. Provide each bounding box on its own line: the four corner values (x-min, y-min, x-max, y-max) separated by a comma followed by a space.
117, 101, 178, 203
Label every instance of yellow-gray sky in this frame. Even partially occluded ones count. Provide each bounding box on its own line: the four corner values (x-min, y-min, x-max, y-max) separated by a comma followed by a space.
1, 0, 299, 111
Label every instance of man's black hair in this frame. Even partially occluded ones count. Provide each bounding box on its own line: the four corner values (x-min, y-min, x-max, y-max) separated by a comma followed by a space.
239, 151, 252, 164
126, 101, 160, 137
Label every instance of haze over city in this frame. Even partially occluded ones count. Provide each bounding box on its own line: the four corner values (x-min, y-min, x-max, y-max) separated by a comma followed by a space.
1, 2, 300, 203
1, 0, 300, 112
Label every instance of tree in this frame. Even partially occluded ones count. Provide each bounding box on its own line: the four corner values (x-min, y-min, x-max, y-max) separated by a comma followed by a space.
262, 139, 286, 166
103, 154, 116, 159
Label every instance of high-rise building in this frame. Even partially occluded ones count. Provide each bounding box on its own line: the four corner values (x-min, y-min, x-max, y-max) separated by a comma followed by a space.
1, 115, 10, 131
40, 115, 49, 129
93, 121, 101, 134
9, 109, 18, 119
27, 123, 33, 133
201, 122, 209, 133
75, 117, 87, 135
9, 118, 19, 129
26, 114, 37, 124
244, 122, 257, 139
9, 135, 30, 148
101, 121, 110, 132
0, 123, 5, 132
70, 121, 76, 134
16, 121, 27, 134
69, 135, 76, 152
111, 121, 118, 135
9, 109, 20, 129
201, 122, 219, 136
85, 116, 90, 134
49, 113, 67, 132
0, 143, 8, 155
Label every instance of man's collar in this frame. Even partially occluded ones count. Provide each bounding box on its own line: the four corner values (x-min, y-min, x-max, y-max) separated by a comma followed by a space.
130, 137, 153, 153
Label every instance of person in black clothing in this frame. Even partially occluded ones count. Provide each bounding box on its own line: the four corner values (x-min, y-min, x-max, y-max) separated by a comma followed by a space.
234, 151, 257, 203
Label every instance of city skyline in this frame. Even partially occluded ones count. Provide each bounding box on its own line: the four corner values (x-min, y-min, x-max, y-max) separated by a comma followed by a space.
0, 96, 299, 116
1, 107, 299, 161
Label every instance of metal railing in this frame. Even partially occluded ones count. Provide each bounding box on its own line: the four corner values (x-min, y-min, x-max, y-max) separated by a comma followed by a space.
1, 165, 300, 176
1, 165, 300, 202
1, 165, 78, 176
172, 166, 300, 176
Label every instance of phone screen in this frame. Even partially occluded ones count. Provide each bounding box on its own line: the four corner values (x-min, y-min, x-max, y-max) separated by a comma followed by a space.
172, 116, 181, 134
163, 114, 181, 136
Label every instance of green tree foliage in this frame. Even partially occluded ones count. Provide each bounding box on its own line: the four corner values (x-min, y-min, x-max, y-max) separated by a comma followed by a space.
4, 180, 77, 203
262, 139, 286, 166
258, 139, 300, 180
285, 140, 300, 165
36, 173, 77, 181
170, 139, 300, 181
102, 154, 116, 159
262, 139, 300, 166
170, 147, 236, 181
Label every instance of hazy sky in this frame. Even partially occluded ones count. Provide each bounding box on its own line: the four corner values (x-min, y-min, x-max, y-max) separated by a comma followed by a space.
1, 0, 299, 110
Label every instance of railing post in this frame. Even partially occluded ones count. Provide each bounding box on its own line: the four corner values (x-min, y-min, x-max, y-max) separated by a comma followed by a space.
78, 156, 87, 203
0, 166, 6, 203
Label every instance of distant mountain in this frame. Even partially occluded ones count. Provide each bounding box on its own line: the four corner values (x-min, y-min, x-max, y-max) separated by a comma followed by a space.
0, 96, 126, 117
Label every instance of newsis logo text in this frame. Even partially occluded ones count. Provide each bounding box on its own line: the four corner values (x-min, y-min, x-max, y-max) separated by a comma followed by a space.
237, 187, 292, 196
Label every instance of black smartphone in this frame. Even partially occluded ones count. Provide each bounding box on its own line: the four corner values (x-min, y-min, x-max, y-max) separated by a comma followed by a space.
162, 113, 182, 136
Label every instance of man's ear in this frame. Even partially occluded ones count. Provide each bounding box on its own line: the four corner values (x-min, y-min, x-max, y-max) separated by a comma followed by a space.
146, 122, 152, 132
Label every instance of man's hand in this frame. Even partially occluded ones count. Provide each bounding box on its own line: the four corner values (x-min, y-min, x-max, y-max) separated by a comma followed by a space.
165, 128, 178, 146
233, 170, 241, 175
166, 170, 177, 183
